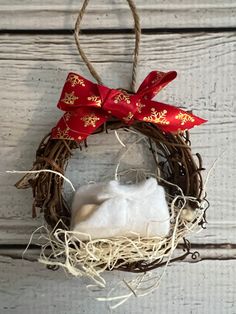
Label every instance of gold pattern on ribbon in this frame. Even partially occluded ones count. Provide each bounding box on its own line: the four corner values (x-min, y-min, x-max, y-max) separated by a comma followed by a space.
143, 108, 170, 125
175, 112, 195, 125
61, 91, 78, 105
114, 92, 131, 104
56, 127, 74, 140
123, 112, 134, 123
87, 95, 102, 107
136, 102, 145, 113
81, 113, 100, 127
64, 112, 72, 121
67, 74, 85, 87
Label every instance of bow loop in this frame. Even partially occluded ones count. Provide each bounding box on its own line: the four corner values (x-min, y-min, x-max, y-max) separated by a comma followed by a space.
57, 72, 101, 112
137, 71, 177, 100
51, 71, 207, 142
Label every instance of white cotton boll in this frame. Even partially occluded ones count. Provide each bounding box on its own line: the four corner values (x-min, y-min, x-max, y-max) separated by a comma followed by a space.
97, 177, 158, 200
72, 203, 99, 225
73, 197, 128, 238
71, 178, 170, 240
71, 182, 108, 214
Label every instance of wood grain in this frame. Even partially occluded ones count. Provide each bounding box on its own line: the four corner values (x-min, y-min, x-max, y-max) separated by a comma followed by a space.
0, 32, 235, 245
0, 0, 235, 30
0, 256, 235, 313
0, 2, 235, 312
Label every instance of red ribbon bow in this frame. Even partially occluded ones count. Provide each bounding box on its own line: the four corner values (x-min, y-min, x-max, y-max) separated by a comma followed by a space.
51, 71, 206, 141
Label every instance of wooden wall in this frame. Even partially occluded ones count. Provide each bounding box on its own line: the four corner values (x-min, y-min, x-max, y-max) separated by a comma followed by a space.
0, 1, 235, 313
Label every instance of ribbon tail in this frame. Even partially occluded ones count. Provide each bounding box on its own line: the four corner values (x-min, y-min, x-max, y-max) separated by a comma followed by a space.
136, 100, 207, 133
51, 107, 107, 142
137, 71, 177, 100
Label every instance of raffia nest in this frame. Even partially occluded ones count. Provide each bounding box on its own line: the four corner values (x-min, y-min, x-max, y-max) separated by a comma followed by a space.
15, 118, 207, 276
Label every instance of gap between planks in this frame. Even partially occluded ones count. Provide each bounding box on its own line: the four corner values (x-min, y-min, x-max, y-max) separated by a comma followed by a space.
1, 246, 236, 262
1, 27, 236, 35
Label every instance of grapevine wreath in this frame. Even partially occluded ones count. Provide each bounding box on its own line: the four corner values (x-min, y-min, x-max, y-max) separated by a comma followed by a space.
15, 0, 208, 295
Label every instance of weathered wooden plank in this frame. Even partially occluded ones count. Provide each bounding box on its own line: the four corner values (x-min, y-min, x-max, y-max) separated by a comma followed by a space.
0, 32, 235, 245
0, 256, 235, 313
0, 0, 235, 30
